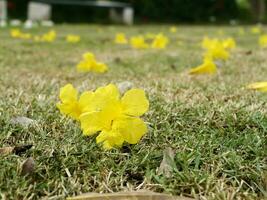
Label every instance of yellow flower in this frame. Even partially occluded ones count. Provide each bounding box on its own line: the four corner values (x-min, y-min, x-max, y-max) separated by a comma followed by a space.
259, 35, 267, 48
114, 33, 128, 44
203, 43, 229, 61
41, 30, 56, 42
10, 29, 21, 38
170, 26, 177, 33
189, 58, 217, 75
251, 26, 262, 34
80, 84, 149, 149
222, 37, 236, 50
201, 37, 220, 49
247, 82, 267, 92
57, 84, 94, 120
130, 36, 149, 49
76, 52, 108, 73
151, 34, 169, 49
66, 34, 80, 43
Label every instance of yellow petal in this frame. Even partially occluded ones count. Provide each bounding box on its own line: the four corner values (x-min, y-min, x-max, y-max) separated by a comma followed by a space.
121, 89, 149, 116
57, 101, 80, 120
189, 59, 217, 75
59, 84, 78, 103
80, 110, 114, 136
113, 116, 147, 144
78, 91, 94, 113
93, 84, 120, 108
76, 60, 93, 72
92, 62, 108, 73
83, 52, 95, 60
96, 130, 124, 149
247, 82, 267, 92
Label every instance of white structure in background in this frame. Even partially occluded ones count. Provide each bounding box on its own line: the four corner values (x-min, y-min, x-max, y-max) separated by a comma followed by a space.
0, 0, 7, 27
24, 19, 39, 29
28, 2, 51, 21
40, 20, 54, 27
122, 7, 134, 25
10, 19, 22, 26
27, 0, 134, 25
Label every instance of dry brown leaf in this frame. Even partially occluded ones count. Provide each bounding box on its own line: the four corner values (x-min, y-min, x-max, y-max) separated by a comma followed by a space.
67, 191, 194, 200
21, 157, 35, 176
157, 147, 176, 178
0, 147, 14, 156
0, 144, 33, 156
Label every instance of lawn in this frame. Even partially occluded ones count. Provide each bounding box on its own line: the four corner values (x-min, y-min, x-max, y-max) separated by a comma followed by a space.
0, 25, 266, 200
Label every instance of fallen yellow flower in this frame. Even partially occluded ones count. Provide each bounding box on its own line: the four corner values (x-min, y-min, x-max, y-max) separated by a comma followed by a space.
57, 84, 94, 120
169, 26, 177, 33
222, 37, 236, 50
247, 82, 267, 92
259, 35, 267, 48
203, 43, 229, 61
251, 26, 262, 34
114, 33, 128, 44
189, 59, 217, 75
10, 29, 21, 38
151, 34, 169, 49
80, 84, 149, 149
130, 36, 149, 49
66, 34, 80, 43
76, 52, 108, 73
41, 30, 56, 42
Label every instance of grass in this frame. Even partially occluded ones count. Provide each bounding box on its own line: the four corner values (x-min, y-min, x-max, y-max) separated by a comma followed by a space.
0, 25, 266, 200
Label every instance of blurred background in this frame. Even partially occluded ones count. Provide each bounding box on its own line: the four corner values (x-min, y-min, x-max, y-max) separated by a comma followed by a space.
4, 0, 267, 24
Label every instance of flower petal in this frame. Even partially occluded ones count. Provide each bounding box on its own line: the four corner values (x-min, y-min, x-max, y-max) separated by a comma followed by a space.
247, 82, 267, 92
57, 102, 80, 120
80, 110, 113, 136
96, 130, 124, 149
121, 89, 149, 116
92, 84, 121, 111
113, 116, 147, 144
78, 91, 94, 113
59, 84, 78, 103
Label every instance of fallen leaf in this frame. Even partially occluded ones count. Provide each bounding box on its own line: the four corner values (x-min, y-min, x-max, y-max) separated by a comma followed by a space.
0, 144, 33, 156
0, 147, 14, 156
157, 148, 177, 178
21, 157, 35, 176
67, 191, 194, 200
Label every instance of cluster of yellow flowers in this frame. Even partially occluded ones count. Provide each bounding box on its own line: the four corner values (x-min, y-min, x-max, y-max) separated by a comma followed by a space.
57, 83, 149, 149
10, 29, 32, 40
189, 37, 236, 75
251, 26, 262, 34
114, 33, 169, 49
76, 52, 108, 73
10, 29, 57, 42
10, 29, 81, 43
